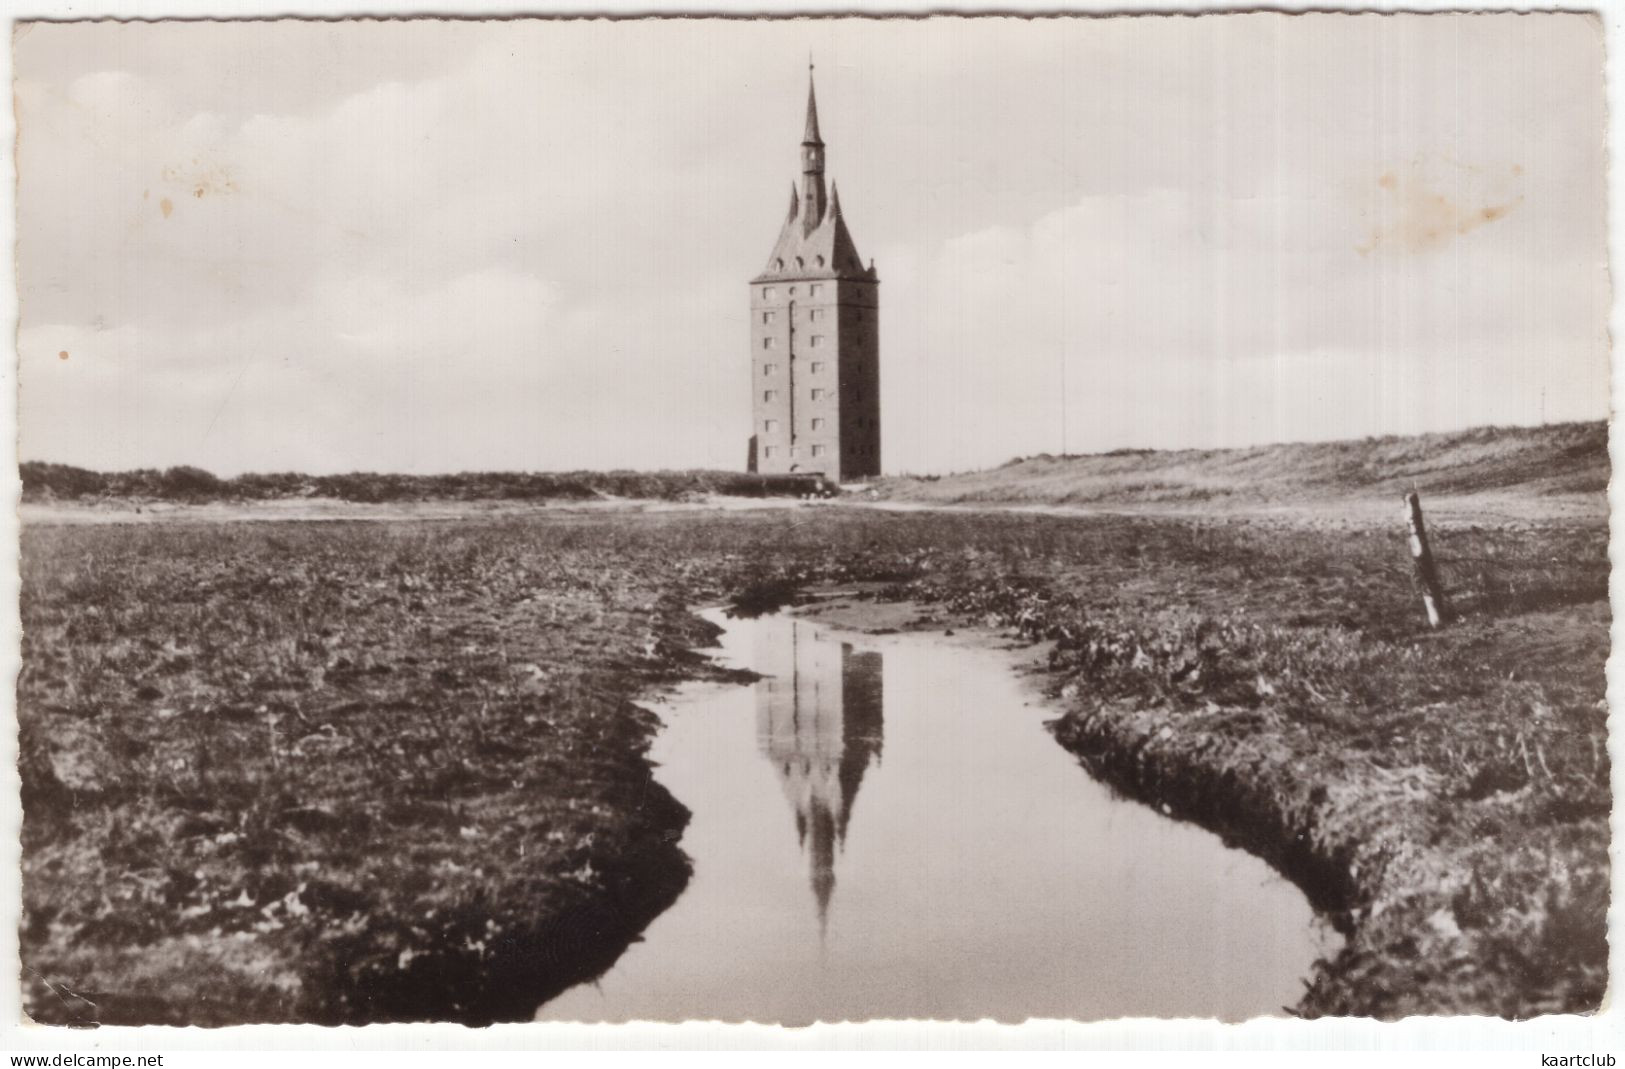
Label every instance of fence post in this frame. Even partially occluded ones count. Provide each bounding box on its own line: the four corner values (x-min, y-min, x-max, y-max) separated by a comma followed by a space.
1404, 490, 1449, 628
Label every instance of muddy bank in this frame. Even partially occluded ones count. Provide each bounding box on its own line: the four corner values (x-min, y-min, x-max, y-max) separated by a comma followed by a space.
1045, 693, 1607, 1017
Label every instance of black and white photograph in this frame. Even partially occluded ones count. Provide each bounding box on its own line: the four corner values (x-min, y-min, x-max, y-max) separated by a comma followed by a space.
6, 7, 1617, 1047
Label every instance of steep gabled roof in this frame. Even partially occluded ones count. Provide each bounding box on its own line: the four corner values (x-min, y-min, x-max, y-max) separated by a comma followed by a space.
753, 67, 878, 286
753, 183, 877, 284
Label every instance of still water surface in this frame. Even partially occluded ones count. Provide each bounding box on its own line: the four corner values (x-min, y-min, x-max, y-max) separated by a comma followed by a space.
538, 608, 1336, 1023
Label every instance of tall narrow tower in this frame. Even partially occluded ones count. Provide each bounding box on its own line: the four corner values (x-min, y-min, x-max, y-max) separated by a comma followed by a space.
748, 66, 880, 481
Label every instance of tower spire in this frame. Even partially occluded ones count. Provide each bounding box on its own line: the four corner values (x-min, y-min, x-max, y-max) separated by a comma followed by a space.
803, 60, 823, 146
799, 62, 827, 233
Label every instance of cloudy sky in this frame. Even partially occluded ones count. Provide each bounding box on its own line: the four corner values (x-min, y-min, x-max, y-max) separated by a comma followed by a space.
15, 14, 1609, 476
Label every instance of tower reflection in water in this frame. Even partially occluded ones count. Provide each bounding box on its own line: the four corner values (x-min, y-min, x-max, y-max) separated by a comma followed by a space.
753, 618, 885, 932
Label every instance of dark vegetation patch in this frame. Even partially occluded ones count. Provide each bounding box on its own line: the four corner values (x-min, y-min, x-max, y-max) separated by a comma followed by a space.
20, 462, 831, 505
18, 506, 1609, 1022
727, 578, 804, 618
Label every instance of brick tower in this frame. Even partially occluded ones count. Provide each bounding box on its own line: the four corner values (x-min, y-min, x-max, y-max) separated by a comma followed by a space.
747, 66, 880, 481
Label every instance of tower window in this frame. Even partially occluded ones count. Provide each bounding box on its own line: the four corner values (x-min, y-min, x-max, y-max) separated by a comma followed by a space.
810, 335, 825, 348
811, 388, 827, 401
810, 284, 824, 297
811, 445, 827, 458
810, 361, 825, 374
762, 311, 776, 324
809, 309, 824, 322
764, 446, 778, 459
763, 390, 778, 402
765, 419, 779, 432
762, 287, 776, 299
811, 418, 826, 430
763, 338, 776, 349
763, 363, 778, 375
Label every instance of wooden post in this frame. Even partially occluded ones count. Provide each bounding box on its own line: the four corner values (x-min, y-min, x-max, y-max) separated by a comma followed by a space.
1404, 490, 1449, 628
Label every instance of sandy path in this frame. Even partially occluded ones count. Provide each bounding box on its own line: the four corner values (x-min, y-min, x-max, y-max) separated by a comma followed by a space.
20, 488, 1601, 528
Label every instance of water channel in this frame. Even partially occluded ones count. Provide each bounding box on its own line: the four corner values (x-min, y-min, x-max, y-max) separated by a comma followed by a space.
537, 607, 1337, 1024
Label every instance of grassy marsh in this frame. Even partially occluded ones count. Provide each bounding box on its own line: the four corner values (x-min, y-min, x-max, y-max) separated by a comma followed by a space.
18, 503, 1609, 1023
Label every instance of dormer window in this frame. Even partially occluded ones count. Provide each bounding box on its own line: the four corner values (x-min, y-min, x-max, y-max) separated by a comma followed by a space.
815, 255, 825, 268
795, 256, 805, 269
775, 259, 784, 270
